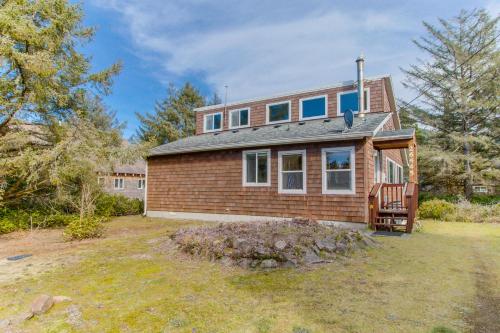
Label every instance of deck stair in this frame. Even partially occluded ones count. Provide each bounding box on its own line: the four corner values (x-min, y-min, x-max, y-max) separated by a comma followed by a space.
369, 183, 418, 233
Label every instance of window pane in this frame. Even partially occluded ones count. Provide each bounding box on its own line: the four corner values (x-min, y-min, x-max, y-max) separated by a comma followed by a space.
206, 115, 214, 130
282, 154, 302, 171
231, 111, 239, 127
257, 153, 268, 183
302, 97, 326, 118
246, 153, 256, 183
268, 103, 289, 122
282, 172, 303, 190
326, 151, 351, 170
340, 92, 358, 114
213, 113, 221, 129
240, 109, 249, 126
327, 171, 351, 190
363, 90, 368, 111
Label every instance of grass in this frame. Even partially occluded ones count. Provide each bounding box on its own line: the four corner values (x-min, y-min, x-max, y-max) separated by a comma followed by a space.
0, 217, 499, 332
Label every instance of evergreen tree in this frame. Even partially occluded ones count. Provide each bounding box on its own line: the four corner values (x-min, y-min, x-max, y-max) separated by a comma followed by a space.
136, 83, 205, 145
401, 9, 499, 198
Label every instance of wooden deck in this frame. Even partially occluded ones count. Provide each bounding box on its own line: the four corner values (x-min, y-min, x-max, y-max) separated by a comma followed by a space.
368, 183, 418, 233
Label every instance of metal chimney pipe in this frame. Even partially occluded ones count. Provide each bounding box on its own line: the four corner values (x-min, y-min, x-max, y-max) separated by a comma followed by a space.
356, 54, 365, 118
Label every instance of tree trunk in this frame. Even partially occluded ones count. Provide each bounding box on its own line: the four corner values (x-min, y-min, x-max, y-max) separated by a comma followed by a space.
463, 137, 473, 200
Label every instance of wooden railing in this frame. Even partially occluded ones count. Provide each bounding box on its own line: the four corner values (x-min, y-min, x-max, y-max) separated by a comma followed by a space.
369, 183, 418, 233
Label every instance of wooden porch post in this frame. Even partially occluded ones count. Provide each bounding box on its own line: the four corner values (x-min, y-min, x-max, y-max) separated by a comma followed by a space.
408, 140, 417, 184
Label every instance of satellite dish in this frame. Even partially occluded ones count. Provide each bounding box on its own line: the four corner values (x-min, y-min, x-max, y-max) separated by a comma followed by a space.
344, 109, 354, 130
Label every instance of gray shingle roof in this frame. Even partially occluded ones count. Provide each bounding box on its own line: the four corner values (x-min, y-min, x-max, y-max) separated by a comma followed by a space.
374, 128, 415, 140
149, 112, 391, 157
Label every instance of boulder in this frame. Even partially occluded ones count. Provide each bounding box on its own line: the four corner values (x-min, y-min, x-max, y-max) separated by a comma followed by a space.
274, 240, 287, 251
314, 239, 337, 252
260, 259, 278, 269
31, 295, 54, 315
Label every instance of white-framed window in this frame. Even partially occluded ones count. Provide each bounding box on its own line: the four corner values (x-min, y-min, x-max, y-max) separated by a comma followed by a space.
97, 177, 105, 185
203, 112, 223, 133
242, 149, 271, 186
322, 146, 356, 195
473, 186, 488, 193
137, 179, 146, 189
336, 88, 370, 116
386, 157, 403, 184
299, 95, 328, 120
229, 108, 250, 129
373, 150, 381, 183
114, 178, 124, 190
266, 100, 291, 124
278, 150, 307, 194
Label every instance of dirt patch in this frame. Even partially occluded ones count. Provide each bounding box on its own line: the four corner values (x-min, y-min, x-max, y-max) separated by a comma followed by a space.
465, 247, 500, 333
172, 218, 377, 269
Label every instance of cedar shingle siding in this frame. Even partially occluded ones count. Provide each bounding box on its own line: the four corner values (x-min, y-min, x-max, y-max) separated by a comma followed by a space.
147, 76, 406, 223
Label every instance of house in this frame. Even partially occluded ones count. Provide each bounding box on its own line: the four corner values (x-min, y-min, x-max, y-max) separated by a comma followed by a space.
146, 56, 419, 232
97, 160, 146, 200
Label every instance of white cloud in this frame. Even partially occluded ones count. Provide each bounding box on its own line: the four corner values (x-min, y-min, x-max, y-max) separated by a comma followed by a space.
90, 0, 493, 102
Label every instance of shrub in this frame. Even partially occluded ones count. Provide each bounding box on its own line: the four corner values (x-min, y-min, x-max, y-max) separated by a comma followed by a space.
418, 199, 456, 220
63, 216, 106, 240
443, 201, 500, 223
95, 193, 143, 217
0, 208, 76, 235
470, 195, 500, 205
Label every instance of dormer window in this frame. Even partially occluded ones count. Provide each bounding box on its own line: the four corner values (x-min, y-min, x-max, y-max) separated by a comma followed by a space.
299, 95, 328, 120
229, 108, 250, 129
266, 101, 291, 124
337, 89, 370, 115
204, 112, 222, 133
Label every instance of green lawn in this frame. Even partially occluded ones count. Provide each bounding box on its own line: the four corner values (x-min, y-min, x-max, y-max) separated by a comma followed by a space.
1, 217, 499, 332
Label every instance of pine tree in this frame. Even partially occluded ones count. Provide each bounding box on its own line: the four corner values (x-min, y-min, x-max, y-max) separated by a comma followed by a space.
401, 9, 499, 198
136, 83, 205, 145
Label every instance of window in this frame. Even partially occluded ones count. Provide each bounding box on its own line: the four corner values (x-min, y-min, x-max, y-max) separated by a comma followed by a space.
473, 186, 488, 193
98, 177, 105, 185
278, 150, 306, 194
229, 108, 250, 128
243, 149, 271, 186
337, 88, 370, 115
374, 151, 381, 183
138, 179, 145, 189
114, 178, 124, 189
386, 158, 403, 184
204, 112, 223, 132
299, 95, 327, 120
322, 147, 356, 194
266, 101, 291, 124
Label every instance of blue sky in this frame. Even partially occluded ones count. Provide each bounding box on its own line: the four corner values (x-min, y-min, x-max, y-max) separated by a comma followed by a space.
81, 0, 499, 138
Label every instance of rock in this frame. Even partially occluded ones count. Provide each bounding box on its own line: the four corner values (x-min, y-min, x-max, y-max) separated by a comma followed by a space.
0, 319, 11, 328
67, 305, 83, 327
31, 295, 54, 315
274, 240, 287, 250
219, 257, 234, 267
315, 239, 337, 252
237, 258, 252, 269
260, 259, 278, 269
53, 295, 72, 304
22, 312, 34, 320
303, 250, 323, 264
232, 238, 252, 254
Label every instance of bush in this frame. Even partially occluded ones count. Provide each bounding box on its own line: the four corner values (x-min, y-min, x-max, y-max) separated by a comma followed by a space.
64, 216, 106, 240
443, 201, 500, 223
470, 195, 500, 205
95, 193, 143, 217
0, 208, 76, 235
418, 199, 456, 220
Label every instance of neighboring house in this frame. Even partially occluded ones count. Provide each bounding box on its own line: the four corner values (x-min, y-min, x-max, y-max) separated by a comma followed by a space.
146, 57, 419, 232
472, 184, 498, 195
97, 160, 146, 200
